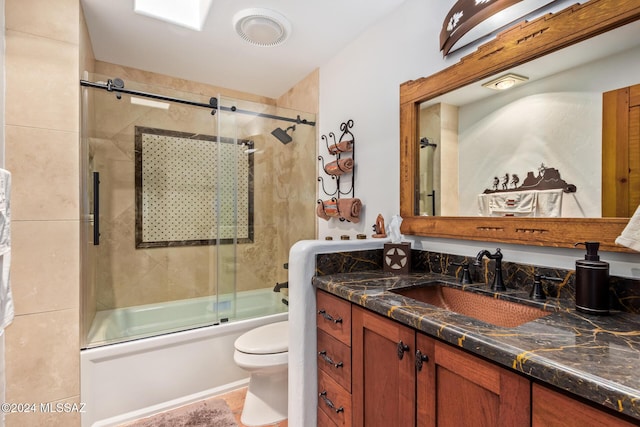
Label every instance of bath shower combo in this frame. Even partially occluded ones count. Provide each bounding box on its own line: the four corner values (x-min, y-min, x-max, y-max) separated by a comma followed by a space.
80, 76, 316, 426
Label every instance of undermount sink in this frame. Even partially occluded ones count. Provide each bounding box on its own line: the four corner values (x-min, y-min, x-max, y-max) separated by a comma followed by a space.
390, 283, 551, 328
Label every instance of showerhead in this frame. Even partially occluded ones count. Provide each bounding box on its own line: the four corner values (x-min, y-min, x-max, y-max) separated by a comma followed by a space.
271, 125, 296, 144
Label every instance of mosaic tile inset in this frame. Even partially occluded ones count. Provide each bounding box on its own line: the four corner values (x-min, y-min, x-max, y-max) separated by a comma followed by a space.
134, 126, 254, 248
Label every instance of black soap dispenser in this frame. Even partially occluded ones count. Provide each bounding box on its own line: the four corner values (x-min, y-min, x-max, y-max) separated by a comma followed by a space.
574, 242, 609, 315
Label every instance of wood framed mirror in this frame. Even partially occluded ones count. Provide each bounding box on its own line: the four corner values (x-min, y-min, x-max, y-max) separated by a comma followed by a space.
399, 0, 640, 252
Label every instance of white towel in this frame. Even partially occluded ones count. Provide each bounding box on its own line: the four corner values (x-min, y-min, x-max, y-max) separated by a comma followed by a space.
478, 189, 564, 217
477, 191, 537, 217
0, 169, 11, 427
536, 189, 563, 218
0, 169, 13, 331
616, 204, 640, 252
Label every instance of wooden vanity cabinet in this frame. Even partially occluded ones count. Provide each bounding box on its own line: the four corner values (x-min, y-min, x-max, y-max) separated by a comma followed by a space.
319, 291, 637, 426
532, 384, 637, 427
352, 305, 530, 427
422, 334, 530, 427
352, 305, 417, 427
316, 290, 353, 426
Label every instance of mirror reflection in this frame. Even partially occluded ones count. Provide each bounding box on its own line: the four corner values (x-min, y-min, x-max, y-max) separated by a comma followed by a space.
417, 19, 640, 219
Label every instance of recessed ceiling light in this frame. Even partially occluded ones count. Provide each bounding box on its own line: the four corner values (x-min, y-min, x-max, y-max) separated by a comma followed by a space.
134, 0, 213, 31
233, 8, 291, 47
482, 73, 529, 90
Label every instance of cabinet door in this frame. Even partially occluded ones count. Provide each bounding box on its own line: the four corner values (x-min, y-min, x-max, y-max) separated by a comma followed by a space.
352, 306, 415, 427
431, 340, 530, 427
532, 383, 638, 427
415, 333, 436, 427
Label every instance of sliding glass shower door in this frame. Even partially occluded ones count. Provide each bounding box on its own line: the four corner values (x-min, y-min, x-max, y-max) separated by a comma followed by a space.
80, 74, 316, 348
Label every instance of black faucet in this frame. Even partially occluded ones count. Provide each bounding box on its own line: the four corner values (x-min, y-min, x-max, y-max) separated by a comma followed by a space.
452, 261, 473, 284
474, 248, 506, 292
530, 274, 564, 300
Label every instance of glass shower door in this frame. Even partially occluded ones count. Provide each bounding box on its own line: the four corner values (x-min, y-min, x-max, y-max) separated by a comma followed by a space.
80, 75, 317, 349
215, 96, 316, 320
81, 74, 223, 348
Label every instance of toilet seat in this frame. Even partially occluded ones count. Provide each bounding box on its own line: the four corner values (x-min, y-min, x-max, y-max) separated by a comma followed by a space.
234, 348, 288, 369
234, 320, 288, 354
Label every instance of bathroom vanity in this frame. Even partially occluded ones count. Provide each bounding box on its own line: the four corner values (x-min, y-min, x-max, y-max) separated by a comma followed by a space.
313, 272, 640, 427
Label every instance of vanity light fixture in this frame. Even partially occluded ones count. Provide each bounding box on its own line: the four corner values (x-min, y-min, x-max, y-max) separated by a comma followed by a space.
481, 73, 529, 90
233, 8, 292, 47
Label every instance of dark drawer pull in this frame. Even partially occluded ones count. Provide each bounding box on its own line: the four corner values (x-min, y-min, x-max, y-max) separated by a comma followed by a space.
415, 349, 430, 371
317, 309, 343, 324
318, 351, 344, 368
319, 391, 344, 413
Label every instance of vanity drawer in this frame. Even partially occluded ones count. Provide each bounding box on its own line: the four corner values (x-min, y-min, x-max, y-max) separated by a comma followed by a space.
318, 405, 339, 427
317, 289, 352, 345
317, 329, 351, 392
318, 369, 352, 427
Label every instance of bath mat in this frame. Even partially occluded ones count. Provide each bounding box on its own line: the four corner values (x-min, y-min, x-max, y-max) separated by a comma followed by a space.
120, 397, 238, 427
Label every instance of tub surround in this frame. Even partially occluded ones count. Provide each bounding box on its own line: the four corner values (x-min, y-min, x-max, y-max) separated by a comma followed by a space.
313, 264, 640, 422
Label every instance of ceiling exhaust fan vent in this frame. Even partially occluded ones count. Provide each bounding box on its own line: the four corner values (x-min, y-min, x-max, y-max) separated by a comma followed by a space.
233, 8, 291, 47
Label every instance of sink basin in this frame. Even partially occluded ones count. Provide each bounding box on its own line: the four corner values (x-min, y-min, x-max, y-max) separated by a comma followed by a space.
390, 284, 550, 328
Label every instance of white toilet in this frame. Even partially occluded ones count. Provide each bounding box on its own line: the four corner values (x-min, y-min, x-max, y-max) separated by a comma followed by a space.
233, 320, 289, 426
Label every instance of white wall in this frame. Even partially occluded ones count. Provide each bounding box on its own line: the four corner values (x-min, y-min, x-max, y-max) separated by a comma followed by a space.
318, 0, 456, 237
459, 91, 601, 217
318, 0, 640, 277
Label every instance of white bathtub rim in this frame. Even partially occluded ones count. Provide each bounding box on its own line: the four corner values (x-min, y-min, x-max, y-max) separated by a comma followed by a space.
90, 378, 249, 427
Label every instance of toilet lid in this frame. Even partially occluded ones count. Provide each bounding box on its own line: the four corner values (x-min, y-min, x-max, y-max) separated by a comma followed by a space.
234, 321, 288, 354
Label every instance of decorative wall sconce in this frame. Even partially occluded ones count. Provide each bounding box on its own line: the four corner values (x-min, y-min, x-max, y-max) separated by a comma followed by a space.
440, 0, 560, 57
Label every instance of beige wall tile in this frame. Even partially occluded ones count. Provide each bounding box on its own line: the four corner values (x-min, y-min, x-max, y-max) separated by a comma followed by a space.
87, 61, 317, 311
277, 68, 320, 114
80, 5, 96, 76
5, 395, 81, 427
5, 0, 79, 44
5, 309, 79, 404
11, 221, 79, 315
5, 125, 79, 221
94, 61, 277, 106
5, 31, 79, 132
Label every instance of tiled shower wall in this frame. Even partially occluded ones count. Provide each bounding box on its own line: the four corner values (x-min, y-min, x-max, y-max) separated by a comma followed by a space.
89, 62, 318, 311
4, 0, 82, 425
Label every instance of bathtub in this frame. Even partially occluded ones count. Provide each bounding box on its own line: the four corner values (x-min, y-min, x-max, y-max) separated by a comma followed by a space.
86, 288, 288, 347
81, 289, 288, 427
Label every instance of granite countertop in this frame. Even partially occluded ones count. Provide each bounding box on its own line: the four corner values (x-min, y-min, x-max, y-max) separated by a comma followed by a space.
313, 270, 640, 422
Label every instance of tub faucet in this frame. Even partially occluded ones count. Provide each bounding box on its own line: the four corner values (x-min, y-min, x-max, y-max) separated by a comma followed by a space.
273, 281, 288, 292
474, 248, 506, 292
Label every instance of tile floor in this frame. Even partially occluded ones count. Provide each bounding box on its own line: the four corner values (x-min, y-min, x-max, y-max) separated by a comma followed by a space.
220, 387, 289, 427
123, 387, 289, 427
